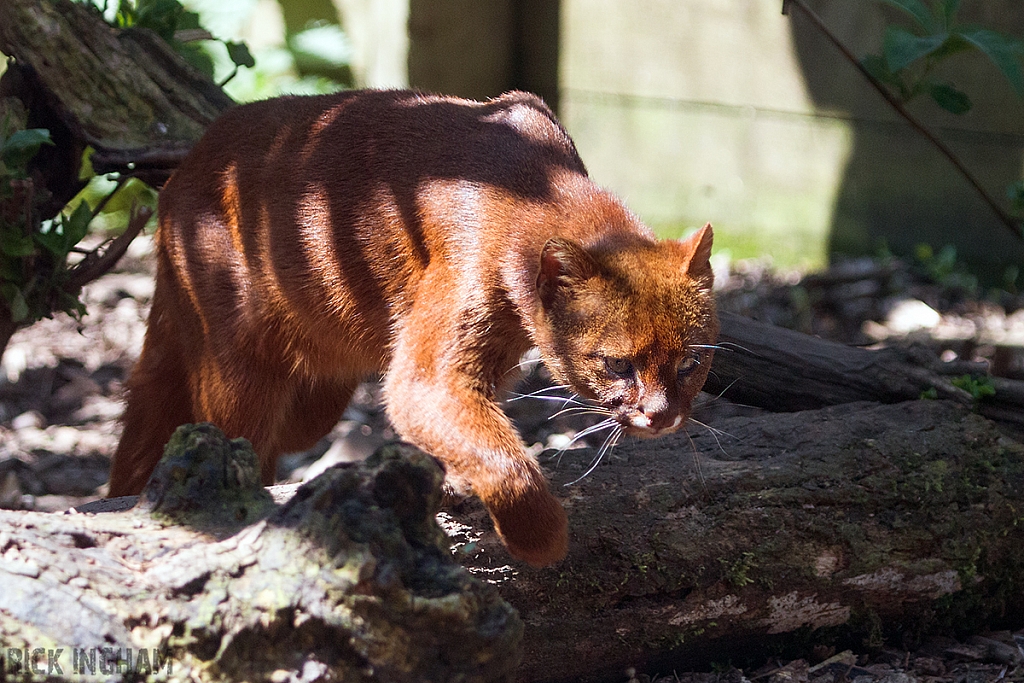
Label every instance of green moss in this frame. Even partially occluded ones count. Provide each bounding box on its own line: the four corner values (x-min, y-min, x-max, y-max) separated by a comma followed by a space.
721, 551, 757, 588
138, 423, 275, 529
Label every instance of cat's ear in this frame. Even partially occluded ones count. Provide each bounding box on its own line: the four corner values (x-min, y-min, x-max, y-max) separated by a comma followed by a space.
678, 223, 714, 293
537, 237, 599, 308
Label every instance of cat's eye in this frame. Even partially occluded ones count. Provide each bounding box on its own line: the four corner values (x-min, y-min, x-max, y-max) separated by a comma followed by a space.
676, 351, 701, 379
604, 356, 634, 378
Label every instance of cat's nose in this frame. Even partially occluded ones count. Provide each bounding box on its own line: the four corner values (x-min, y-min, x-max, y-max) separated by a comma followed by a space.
629, 413, 653, 429
631, 402, 680, 433
628, 411, 680, 433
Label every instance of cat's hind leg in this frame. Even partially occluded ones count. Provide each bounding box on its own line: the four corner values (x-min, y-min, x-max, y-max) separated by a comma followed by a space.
108, 286, 197, 496
264, 377, 358, 479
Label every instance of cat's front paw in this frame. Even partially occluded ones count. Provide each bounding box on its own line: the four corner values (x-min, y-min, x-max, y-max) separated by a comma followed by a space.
489, 490, 568, 567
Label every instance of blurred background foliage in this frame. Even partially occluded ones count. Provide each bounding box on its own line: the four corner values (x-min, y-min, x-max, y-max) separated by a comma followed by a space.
86, 0, 354, 100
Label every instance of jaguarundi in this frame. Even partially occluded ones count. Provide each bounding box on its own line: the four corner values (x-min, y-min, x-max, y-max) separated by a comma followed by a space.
108, 89, 719, 567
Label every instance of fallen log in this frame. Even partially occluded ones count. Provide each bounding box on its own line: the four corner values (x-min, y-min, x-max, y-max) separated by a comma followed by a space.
449, 399, 1024, 682
42, 400, 1024, 682
706, 311, 1024, 438
0, 425, 521, 682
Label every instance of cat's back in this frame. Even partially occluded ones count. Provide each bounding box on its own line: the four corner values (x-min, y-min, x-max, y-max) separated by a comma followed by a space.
165, 89, 587, 212
156, 90, 602, 357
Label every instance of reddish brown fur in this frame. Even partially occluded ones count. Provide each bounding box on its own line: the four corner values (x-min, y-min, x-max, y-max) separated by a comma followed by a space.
109, 90, 718, 566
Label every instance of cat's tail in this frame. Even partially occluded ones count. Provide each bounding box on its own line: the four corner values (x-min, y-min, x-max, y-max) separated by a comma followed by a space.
107, 276, 196, 497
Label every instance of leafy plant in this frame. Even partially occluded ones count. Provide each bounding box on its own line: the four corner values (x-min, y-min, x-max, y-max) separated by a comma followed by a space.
720, 551, 757, 588
0, 113, 153, 353
91, 0, 254, 84
913, 243, 978, 294
950, 374, 996, 401
0, 123, 81, 325
863, 0, 1024, 115
785, 0, 1023, 241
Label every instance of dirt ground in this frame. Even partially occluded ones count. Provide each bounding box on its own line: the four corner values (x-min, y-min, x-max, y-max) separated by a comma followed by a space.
0, 236, 1022, 681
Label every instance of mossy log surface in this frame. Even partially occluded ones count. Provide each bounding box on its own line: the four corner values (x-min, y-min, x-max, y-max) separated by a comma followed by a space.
444, 399, 1024, 682
0, 425, 521, 682
57, 400, 1024, 682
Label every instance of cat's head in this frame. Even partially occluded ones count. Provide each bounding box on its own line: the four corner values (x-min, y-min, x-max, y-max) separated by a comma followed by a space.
535, 223, 718, 437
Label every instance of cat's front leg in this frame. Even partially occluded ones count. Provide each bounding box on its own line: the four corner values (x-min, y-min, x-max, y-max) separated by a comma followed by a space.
383, 318, 568, 566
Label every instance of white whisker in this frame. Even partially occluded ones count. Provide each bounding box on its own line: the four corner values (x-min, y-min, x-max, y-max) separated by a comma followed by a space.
548, 406, 613, 420
548, 417, 619, 464
684, 431, 709, 495
564, 425, 622, 486
510, 357, 543, 370
710, 377, 741, 401
716, 341, 755, 354
687, 417, 732, 440
518, 383, 572, 395
506, 385, 580, 406
688, 418, 732, 463
563, 417, 619, 443
505, 355, 557, 374
507, 394, 586, 407
506, 384, 571, 398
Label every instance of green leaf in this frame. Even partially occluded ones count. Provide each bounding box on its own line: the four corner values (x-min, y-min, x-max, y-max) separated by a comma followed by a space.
114, 0, 134, 28
957, 28, 1024, 98
78, 147, 96, 181
133, 0, 185, 41
0, 259, 21, 282
1007, 180, 1024, 213
174, 7, 202, 31
176, 42, 216, 79
99, 177, 158, 216
1, 128, 53, 169
877, 0, 937, 32
3, 128, 52, 152
939, 0, 960, 30
951, 374, 996, 400
33, 228, 68, 258
56, 290, 86, 320
927, 33, 972, 62
862, 53, 909, 96
884, 26, 948, 72
63, 201, 94, 246
929, 82, 972, 114
226, 41, 255, 69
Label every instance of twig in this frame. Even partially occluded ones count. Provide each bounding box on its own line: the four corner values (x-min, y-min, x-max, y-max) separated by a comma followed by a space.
782, 0, 1023, 241
64, 203, 152, 292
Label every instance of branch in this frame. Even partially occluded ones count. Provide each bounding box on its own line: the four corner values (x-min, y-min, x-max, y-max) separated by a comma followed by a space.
782, 0, 1023, 241
64, 203, 152, 293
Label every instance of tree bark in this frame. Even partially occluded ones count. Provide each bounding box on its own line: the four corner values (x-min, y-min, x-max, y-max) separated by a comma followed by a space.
706, 311, 1024, 438
0, 426, 521, 682
35, 400, 1024, 682
0, 0, 233, 190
